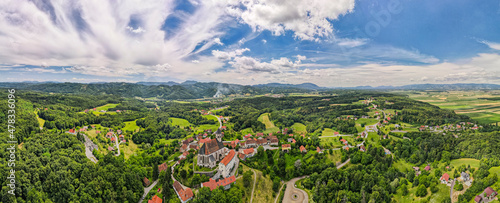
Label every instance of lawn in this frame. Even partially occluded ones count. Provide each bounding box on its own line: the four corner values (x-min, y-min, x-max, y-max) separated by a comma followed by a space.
95, 103, 119, 111
258, 113, 276, 129
170, 118, 192, 128
241, 128, 254, 135
392, 183, 449, 203
356, 118, 380, 126
291, 123, 307, 134
449, 158, 481, 169
490, 166, 500, 177
321, 128, 336, 136
202, 114, 218, 122
36, 114, 45, 128
196, 124, 219, 132
119, 140, 139, 159
235, 164, 254, 203
123, 120, 140, 132
393, 160, 414, 173
326, 150, 342, 164
252, 169, 276, 203
319, 137, 343, 149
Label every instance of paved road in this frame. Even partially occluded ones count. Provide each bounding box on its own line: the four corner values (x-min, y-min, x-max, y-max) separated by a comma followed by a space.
283, 176, 309, 203
281, 159, 351, 203
450, 179, 455, 201
250, 169, 257, 203
113, 135, 121, 156
138, 180, 158, 203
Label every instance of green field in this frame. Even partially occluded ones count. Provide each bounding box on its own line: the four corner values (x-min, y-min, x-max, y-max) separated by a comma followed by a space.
407, 90, 500, 124
449, 158, 481, 169
35, 110, 45, 128
356, 118, 380, 126
123, 120, 140, 132
393, 160, 414, 172
490, 166, 500, 177
196, 124, 218, 132
321, 128, 336, 136
202, 114, 218, 122
241, 128, 254, 135
258, 113, 276, 129
291, 123, 307, 134
392, 183, 449, 203
170, 118, 192, 128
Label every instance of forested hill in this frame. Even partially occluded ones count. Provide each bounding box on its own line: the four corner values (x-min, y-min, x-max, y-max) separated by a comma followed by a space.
0, 82, 314, 99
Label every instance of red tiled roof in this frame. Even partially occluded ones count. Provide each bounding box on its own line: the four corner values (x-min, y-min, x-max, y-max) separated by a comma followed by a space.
292, 139, 296, 144
441, 173, 450, 182
106, 132, 113, 136
173, 181, 193, 201
424, 166, 431, 171
220, 150, 235, 166
201, 176, 236, 191
158, 163, 168, 172
334, 132, 339, 135
316, 147, 321, 153
69, 129, 75, 133
485, 187, 498, 197
300, 145, 306, 152
243, 148, 254, 155
282, 144, 291, 148
474, 196, 482, 203
148, 195, 162, 203
199, 138, 211, 144
340, 139, 347, 143
239, 153, 245, 159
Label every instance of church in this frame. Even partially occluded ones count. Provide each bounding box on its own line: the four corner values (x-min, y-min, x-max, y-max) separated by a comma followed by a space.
197, 128, 227, 168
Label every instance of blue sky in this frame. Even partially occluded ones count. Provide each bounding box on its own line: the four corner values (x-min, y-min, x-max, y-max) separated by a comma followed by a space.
1, 0, 500, 87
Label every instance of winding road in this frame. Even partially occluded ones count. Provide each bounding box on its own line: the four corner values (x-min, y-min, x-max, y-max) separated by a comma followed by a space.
282, 158, 351, 203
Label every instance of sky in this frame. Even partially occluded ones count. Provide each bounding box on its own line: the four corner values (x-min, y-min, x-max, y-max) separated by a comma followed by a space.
1, 0, 500, 87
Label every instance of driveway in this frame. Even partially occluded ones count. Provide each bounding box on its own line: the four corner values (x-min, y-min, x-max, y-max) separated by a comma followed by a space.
282, 176, 309, 203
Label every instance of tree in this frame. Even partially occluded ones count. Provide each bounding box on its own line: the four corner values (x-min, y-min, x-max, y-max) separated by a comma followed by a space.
273, 177, 280, 192
416, 184, 428, 197
153, 163, 159, 181
243, 171, 253, 188
454, 183, 463, 191
162, 168, 173, 201
401, 184, 409, 196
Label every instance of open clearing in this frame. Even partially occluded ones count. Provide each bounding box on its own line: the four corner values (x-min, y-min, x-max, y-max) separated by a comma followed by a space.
291, 123, 307, 134
406, 90, 500, 124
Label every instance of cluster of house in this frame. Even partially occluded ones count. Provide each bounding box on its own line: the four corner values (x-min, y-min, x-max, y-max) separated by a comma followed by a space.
83, 108, 126, 113
66, 125, 95, 135
418, 122, 482, 131
413, 165, 431, 176
475, 187, 498, 203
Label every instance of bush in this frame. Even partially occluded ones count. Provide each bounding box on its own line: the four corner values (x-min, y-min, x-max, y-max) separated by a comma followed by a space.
454, 183, 463, 191
416, 184, 428, 197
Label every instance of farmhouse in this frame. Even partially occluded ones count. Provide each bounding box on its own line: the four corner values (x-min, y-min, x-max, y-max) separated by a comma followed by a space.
239, 148, 256, 160
474, 195, 482, 203
173, 181, 193, 203
424, 165, 431, 171
244, 138, 257, 148
148, 195, 162, 203
300, 145, 307, 153
282, 144, 291, 152
483, 187, 498, 200
440, 173, 451, 184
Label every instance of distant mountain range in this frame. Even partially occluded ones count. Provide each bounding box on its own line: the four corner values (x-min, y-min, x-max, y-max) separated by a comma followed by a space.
1, 81, 499, 99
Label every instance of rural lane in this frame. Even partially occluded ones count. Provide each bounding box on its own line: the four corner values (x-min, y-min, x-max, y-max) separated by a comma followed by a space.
138, 180, 158, 203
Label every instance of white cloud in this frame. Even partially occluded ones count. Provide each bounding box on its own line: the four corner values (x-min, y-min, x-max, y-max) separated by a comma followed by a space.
224, 0, 355, 40
214, 38, 224, 45
126, 26, 146, 33
191, 60, 200, 64
228, 56, 301, 74
478, 40, 500, 51
262, 39, 267, 44
212, 48, 250, 60
337, 38, 369, 48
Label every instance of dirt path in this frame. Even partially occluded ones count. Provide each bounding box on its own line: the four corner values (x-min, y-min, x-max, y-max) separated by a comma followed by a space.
250, 169, 257, 203
274, 183, 285, 203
